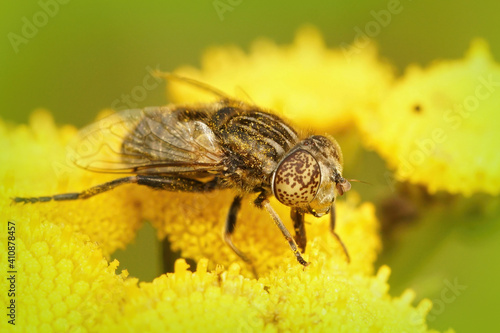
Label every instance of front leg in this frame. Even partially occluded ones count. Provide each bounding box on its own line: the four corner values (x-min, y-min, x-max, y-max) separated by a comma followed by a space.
255, 193, 309, 266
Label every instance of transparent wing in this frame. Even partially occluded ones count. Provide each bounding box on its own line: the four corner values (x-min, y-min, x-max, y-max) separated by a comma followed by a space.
71, 106, 225, 174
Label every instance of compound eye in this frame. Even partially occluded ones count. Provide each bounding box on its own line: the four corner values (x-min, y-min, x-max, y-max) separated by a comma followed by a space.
273, 150, 321, 207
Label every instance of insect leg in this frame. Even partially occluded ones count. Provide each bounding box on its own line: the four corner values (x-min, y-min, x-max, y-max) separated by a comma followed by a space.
135, 175, 220, 193
255, 194, 308, 266
12, 176, 139, 203
329, 204, 351, 263
291, 208, 307, 253
222, 195, 251, 263
13, 175, 220, 204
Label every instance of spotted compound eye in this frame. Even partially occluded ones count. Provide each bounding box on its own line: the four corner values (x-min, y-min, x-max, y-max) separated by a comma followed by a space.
273, 150, 321, 207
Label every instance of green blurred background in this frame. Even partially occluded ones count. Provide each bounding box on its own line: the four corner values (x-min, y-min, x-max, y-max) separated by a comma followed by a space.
2, 1, 499, 332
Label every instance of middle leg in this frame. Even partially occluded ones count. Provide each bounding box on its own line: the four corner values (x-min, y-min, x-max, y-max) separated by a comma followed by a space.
329, 204, 351, 263
222, 195, 252, 263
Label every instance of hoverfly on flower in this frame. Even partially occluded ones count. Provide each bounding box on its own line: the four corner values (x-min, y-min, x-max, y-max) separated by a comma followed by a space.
14, 73, 351, 266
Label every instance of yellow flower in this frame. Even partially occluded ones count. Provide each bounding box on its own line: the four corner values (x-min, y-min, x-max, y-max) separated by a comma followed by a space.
140, 185, 381, 277
355, 39, 500, 195
106, 257, 439, 333
167, 25, 394, 133
0, 219, 128, 332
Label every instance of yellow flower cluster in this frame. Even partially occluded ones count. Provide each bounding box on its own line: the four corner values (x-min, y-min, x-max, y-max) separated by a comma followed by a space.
139, 186, 381, 277
106, 256, 441, 333
0, 220, 129, 332
168, 25, 394, 132
0, 110, 452, 331
355, 39, 500, 195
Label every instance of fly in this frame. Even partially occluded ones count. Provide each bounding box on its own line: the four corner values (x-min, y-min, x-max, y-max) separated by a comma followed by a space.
13, 73, 352, 267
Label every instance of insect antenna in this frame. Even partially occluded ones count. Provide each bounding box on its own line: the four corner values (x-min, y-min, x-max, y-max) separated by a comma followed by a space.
153, 70, 234, 101
347, 179, 371, 186
234, 85, 255, 105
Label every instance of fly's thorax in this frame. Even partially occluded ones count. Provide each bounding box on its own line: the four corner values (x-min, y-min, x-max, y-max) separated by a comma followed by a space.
271, 135, 348, 216
213, 104, 301, 191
